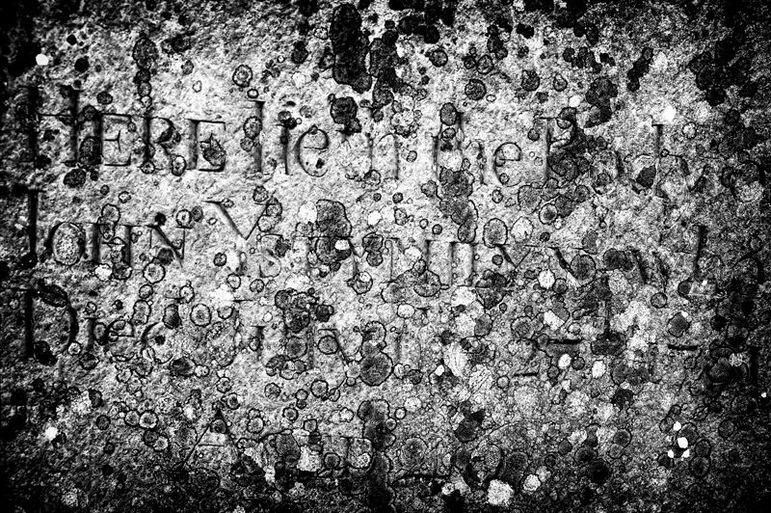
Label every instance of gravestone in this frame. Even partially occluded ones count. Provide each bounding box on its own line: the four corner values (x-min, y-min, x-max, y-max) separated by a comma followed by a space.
1, 1, 770, 511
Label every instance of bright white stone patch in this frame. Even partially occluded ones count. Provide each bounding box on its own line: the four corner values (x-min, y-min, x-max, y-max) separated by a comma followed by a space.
543, 310, 563, 330
36, 53, 49, 66
653, 52, 669, 69
404, 397, 422, 412
367, 210, 382, 226
44, 426, 58, 441
298, 202, 317, 223
291, 71, 309, 88
591, 360, 606, 378
569, 430, 587, 445
451, 287, 476, 306
487, 479, 513, 506
405, 245, 423, 261
596, 403, 614, 423
662, 104, 677, 123
297, 446, 321, 472
558, 353, 572, 370
455, 312, 477, 337
442, 476, 470, 496
677, 437, 688, 449
510, 217, 533, 242
70, 391, 91, 415
538, 269, 555, 289
729, 352, 745, 367
397, 304, 415, 318
94, 263, 112, 280
523, 474, 541, 493
569, 94, 582, 107
445, 342, 468, 377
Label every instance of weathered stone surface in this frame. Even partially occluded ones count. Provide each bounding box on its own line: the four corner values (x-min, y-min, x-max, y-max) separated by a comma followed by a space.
1, 1, 771, 511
